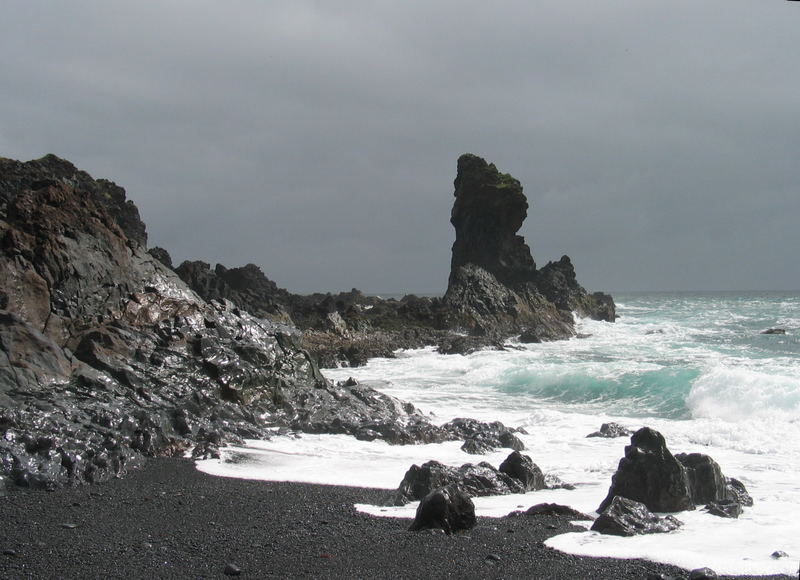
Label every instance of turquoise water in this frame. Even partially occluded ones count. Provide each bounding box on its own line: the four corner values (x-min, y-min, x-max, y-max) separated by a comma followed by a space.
491, 291, 800, 420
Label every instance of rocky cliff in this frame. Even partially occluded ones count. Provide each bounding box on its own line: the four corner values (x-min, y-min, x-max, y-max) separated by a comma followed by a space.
0, 155, 449, 489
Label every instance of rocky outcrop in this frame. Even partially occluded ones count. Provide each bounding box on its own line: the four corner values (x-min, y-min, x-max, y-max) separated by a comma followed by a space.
598, 428, 752, 515
442, 154, 614, 342
0, 155, 451, 489
498, 451, 546, 491
591, 496, 683, 537
176, 154, 615, 367
408, 484, 476, 534
587, 422, 633, 438
393, 450, 548, 505
598, 428, 695, 513
441, 417, 525, 455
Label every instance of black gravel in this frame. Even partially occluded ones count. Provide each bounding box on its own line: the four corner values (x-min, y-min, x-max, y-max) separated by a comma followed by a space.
0, 458, 793, 579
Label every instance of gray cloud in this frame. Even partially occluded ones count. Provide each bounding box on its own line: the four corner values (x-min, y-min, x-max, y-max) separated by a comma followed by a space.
2, 1, 798, 293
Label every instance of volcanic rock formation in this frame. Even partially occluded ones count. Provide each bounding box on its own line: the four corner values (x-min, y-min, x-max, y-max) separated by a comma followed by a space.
174, 154, 615, 366
0, 155, 451, 489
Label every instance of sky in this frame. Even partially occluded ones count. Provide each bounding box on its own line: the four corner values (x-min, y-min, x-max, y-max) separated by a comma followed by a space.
2, 1, 798, 294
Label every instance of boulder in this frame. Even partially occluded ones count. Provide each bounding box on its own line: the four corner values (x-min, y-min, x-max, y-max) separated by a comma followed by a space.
726, 477, 753, 507
591, 496, 683, 537
408, 484, 476, 534
704, 500, 743, 519
498, 451, 546, 491
393, 460, 525, 505
587, 422, 633, 438
688, 568, 718, 580
598, 427, 694, 513
442, 418, 525, 454
675, 453, 729, 505
514, 503, 591, 519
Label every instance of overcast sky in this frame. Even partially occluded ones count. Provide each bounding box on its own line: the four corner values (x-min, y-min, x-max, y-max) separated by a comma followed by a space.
2, 1, 798, 294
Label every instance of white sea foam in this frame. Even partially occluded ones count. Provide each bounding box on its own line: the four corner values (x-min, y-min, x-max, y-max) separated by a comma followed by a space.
196, 292, 800, 576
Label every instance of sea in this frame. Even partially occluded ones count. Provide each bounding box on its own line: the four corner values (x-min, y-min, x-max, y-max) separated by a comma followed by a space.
197, 291, 800, 577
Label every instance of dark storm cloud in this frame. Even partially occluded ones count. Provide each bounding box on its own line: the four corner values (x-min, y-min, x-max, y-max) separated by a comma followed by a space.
2, 1, 799, 293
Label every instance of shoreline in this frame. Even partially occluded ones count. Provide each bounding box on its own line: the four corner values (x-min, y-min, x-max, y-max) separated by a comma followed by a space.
1, 457, 792, 579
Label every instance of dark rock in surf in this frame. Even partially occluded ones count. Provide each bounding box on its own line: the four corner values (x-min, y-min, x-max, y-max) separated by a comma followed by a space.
598, 427, 694, 513
393, 460, 526, 505
498, 451, 546, 491
591, 496, 683, 537
761, 328, 786, 335
726, 477, 753, 507
408, 484, 476, 534
675, 453, 729, 505
587, 422, 633, 438
704, 500, 743, 519
442, 417, 525, 454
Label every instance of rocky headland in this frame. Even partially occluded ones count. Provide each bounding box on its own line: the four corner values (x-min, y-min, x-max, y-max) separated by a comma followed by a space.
170, 153, 615, 367
0, 152, 612, 490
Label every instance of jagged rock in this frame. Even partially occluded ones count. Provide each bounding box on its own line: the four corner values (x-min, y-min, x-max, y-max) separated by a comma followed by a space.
726, 477, 753, 507
587, 422, 633, 438
511, 503, 591, 519
598, 427, 694, 513
675, 453, 729, 505
408, 484, 476, 534
148, 246, 173, 269
704, 500, 742, 519
443, 418, 525, 454
442, 154, 614, 339
393, 460, 525, 505
498, 451, 546, 491
0, 154, 451, 489
591, 496, 683, 537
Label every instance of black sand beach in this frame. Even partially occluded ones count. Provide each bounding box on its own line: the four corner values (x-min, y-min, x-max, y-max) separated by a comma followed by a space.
0, 458, 792, 580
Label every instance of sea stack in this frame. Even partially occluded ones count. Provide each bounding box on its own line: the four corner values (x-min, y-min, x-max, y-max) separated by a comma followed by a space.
442, 153, 614, 341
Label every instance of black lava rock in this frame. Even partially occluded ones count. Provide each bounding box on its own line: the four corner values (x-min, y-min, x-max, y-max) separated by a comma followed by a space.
408, 484, 476, 534
591, 496, 683, 537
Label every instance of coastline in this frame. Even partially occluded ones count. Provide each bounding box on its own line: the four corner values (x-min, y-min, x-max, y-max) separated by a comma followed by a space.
1, 457, 792, 579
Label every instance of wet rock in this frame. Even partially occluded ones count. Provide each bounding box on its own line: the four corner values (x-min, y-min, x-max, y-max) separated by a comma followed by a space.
704, 499, 743, 519
688, 567, 718, 580
587, 422, 633, 438
676, 453, 729, 505
591, 496, 683, 537
394, 460, 525, 505
443, 418, 525, 454
0, 154, 453, 489
771, 550, 789, 559
512, 503, 592, 519
598, 427, 694, 513
223, 563, 242, 576
726, 477, 753, 507
761, 328, 786, 335
498, 451, 546, 491
408, 484, 476, 534
704, 500, 741, 519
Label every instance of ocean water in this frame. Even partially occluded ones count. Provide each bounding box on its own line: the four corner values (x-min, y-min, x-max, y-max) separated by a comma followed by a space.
197, 292, 800, 576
